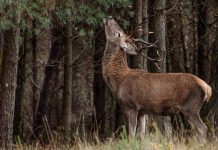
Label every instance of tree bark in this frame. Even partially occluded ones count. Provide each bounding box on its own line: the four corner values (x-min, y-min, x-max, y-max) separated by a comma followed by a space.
33, 22, 63, 141
33, 27, 51, 120
19, 28, 34, 139
0, 15, 20, 149
0, 32, 3, 71
142, 0, 148, 71
167, 2, 184, 73
131, 0, 143, 69
32, 21, 37, 120
212, 29, 218, 137
197, 0, 214, 82
93, 28, 106, 136
13, 23, 51, 141
13, 29, 28, 139
63, 18, 73, 143
182, 0, 198, 74
103, 87, 118, 137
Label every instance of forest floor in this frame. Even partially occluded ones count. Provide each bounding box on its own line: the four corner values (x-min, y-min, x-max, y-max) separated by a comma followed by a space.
14, 131, 218, 150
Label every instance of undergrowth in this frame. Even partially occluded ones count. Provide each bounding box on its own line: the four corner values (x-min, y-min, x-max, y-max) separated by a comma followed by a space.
13, 129, 218, 150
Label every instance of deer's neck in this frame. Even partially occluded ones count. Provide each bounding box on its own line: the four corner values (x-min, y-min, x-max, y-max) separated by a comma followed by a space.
102, 43, 130, 93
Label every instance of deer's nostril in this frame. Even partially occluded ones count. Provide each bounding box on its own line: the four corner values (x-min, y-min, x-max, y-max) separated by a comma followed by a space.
103, 18, 108, 25
108, 16, 113, 20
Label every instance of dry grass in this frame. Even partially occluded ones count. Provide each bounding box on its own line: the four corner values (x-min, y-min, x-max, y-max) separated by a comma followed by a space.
76, 134, 217, 150
13, 130, 218, 150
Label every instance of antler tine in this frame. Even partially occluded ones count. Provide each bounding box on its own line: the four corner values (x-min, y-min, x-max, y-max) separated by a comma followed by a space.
156, 50, 161, 57
130, 26, 142, 37
142, 31, 154, 35
132, 38, 158, 48
140, 53, 161, 72
141, 52, 162, 63
154, 63, 161, 72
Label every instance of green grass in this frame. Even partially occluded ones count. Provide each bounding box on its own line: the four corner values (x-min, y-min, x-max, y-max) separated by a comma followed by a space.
14, 130, 218, 150
76, 134, 215, 150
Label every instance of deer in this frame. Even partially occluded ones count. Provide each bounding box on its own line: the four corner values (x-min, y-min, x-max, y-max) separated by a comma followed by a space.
102, 16, 212, 141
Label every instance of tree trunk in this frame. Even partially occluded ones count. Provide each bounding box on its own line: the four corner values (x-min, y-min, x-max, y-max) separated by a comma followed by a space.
0, 15, 20, 149
103, 87, 118, 137
0, 32, 3, 71
33, 27, 51, 119
212, 29, 218, 137
167, 1, 184, 73
142, 0, 148, 71
14, 29, 28, 139
18, 28, 34, 139
131, 0, 143, 69
32, 21, 37, 120
93, 28, 106, 136
33, 22, 63, 141
177, 0, 197, 74
13, 23, 51, 141
197, 0, 214, 82
63, 19, 73, 143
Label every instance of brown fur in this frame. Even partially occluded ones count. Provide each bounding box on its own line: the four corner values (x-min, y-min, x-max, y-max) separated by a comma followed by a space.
102, 17, 212, 141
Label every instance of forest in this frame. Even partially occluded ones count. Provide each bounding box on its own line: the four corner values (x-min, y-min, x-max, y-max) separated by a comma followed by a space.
0, 0, 218, 149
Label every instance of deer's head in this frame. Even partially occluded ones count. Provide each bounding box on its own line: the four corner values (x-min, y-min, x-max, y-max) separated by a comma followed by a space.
104, 16, 138, 55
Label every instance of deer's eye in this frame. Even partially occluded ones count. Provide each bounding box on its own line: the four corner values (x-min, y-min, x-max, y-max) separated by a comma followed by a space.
115, 32, 121, 38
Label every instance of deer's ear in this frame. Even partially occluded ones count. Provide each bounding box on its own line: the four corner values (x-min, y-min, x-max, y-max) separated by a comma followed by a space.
121, 42, 138, 55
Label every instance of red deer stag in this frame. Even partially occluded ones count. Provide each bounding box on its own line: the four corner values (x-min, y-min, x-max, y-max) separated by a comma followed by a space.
102, 16, 212, 141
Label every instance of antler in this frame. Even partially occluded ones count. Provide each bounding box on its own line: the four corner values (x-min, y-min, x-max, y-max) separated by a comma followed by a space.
132, 38, 158, 48
141, 51, 162, 71
131, 30, 161, 71
141, 52, 162, 63
130, 26, 154, 37
135, 39, 162, 71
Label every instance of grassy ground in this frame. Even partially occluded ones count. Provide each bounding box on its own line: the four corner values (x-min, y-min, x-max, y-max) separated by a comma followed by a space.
76, 134, 216, 150
14, 131, 218, 150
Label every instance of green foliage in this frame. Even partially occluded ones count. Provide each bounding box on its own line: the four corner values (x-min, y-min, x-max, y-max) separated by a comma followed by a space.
0, 0, 133, 31
72, 0, 133, 37
79, 0, 133, 26
0, 0, 55, 30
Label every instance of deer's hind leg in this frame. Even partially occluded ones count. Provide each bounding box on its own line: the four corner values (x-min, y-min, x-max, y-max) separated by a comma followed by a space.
182, 110, 207, 142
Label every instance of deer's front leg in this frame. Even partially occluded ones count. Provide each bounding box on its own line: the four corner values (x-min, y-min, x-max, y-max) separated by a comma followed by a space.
126, 109, 138, 138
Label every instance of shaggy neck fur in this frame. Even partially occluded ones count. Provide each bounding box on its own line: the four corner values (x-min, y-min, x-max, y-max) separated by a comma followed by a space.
102, 42, 129, 93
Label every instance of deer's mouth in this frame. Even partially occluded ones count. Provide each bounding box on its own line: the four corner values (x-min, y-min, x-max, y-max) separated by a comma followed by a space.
103, 16, 113, 25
